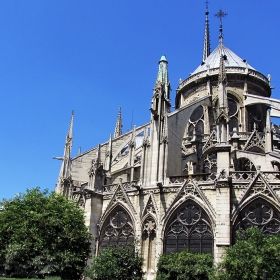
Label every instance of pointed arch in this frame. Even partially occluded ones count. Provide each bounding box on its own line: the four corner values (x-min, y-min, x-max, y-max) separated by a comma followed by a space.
233, 172, 280, 212
162, 180, 216, 226
141, 193, 159, 218
99, 204, 135, 251
99, 183, 138, 229
232, 192, 280, 226
162, 198, 214, 255
232, 197, 280, 243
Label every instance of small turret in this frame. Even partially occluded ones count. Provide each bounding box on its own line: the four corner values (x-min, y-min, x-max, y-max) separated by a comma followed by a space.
155, 55, 170, 101
147, 56, 171, 185
218, 54, 228, 109
114, 107, 122, 138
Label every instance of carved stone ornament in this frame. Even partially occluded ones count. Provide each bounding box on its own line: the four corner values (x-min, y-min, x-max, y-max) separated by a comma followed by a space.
142, 195, 157, 217
142, 216, 156, 236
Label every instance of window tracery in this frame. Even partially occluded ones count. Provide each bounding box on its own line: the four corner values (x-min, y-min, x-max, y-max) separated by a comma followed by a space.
228, 97, 239, 132
187, 106, 205, 137
203, 153, 217, 173
164, 201, 213, 254
233, 199, 280, 242
99, 207, 134, 250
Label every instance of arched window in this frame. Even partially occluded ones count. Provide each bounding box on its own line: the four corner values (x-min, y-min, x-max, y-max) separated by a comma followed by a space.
247, 104, 265, 132
187, 106, 205, 138
234, 157, 256, 171
99, 206, 134, 251
233, 199, 280, 243
228, 97, 239, 132
164, 201, 213, 254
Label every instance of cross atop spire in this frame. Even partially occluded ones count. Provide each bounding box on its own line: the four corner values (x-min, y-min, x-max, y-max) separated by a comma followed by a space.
114, 107, 123, 138
203, 0, 211, 61
215, 9, 227, 44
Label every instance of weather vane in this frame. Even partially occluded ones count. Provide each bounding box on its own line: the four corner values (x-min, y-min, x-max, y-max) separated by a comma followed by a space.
215, 9, 227, 41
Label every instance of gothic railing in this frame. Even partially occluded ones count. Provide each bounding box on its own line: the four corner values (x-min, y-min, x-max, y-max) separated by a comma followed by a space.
103, 180, 140, 193
169, 173, 212, 184
229, 131, 265, 141
168, 171, 280, 187
230, 171, 256, 181
103, 184, 118, 193
178, 68, 268, 90
262, 172, 280, 181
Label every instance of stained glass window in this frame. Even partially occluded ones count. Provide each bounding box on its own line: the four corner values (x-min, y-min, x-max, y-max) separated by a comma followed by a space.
99, 206, 134, 250
233, 199, 280, 242
164, 201, 213, 254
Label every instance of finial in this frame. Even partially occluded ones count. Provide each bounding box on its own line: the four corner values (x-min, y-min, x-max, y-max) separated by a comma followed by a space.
205, 0, 209, 12
218, 55, 226, 84
215, 9, 227, 44
67, 110, 74, 143
114, 107, 123, 138
203, 1, 211, 61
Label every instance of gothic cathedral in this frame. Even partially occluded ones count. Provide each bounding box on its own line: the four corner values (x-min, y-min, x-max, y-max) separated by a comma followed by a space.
55, 7, 280, 280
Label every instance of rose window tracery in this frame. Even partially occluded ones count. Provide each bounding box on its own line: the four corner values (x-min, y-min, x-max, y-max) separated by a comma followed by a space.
164, 201, 213, 254
99, 207, 134, 250
233, 199, 280, 242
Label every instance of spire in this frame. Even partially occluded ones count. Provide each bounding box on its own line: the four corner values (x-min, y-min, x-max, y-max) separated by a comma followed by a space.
218, 54, 227, 84
218, 55, 227, 108
155, 55, 170, 100
203, 1, 211, 61
156, 55, 168, 84
54, 110, 74, 194
114, 107, 122, 138
67, 110, 74, 148
215, 9, 227, 44
62, 110, 74, 177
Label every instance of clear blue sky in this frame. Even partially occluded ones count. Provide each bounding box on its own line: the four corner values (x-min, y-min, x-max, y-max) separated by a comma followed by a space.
1, 0, 280, 200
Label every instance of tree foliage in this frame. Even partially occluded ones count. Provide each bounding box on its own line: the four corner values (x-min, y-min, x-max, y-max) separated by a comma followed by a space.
85, 244, 144, 280
156, 249, 214, 280
0, 187, 92, 279
216, 227, 280, 280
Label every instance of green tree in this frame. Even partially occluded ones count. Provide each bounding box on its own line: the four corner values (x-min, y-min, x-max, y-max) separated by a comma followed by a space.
156, 249, 214, 280
216, 227, 280, 280
0, 187, 92, 279
85, 244, 144, 280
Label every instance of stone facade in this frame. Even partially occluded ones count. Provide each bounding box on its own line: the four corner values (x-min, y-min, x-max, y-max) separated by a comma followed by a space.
55, 9, 280, 280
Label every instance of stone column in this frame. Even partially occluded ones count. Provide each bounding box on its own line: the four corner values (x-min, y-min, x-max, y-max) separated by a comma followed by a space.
84, 191, 103, 260
215, 145, 231, 262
